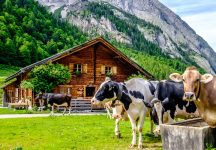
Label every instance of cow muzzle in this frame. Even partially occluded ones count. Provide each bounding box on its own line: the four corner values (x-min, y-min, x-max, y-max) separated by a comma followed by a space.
183, 92, 196, 101
91, 98, 100, 105
112, 114, 122, 119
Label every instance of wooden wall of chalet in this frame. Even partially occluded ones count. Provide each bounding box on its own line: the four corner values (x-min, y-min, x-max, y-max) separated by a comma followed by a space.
3, 80, 33, 104
54, 43, 138, 98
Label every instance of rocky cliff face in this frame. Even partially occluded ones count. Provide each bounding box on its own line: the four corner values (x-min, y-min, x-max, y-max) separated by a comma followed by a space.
38, 0, 216, 73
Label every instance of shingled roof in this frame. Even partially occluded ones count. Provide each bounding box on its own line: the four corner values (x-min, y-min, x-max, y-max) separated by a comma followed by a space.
5, 37, 154, 82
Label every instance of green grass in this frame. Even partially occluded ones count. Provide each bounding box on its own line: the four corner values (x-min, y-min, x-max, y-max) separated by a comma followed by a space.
0, 115, 162, 150
0, 64, 20, 105
0, 108, 51, 115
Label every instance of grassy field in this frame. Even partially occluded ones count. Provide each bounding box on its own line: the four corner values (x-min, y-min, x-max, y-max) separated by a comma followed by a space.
0, 64, 20, 105
0, 115, 162, 150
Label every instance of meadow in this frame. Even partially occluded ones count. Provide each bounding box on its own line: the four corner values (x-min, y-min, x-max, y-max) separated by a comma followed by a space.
0, 115, 162, 150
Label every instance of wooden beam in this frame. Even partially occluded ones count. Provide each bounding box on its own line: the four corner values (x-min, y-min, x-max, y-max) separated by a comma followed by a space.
114, 56, 121, 59
93, 44, 98, 84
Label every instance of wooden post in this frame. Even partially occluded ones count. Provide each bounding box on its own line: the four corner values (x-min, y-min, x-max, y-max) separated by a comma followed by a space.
84, 86, 86, 98
93, 44, 97, 84
32, 91, 35, 106
15, 88, 18, 102
24, 89, 26, 102
20, 88, 22, 101
93, 43, 99, 107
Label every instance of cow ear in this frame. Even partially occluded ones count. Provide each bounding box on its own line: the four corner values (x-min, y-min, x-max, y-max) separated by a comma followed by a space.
169, 73, 182, 82
105, 77, 111, 81
113, 83, 119, 92
201, 74, 213, 84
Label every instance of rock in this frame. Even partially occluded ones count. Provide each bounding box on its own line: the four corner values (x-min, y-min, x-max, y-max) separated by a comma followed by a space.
160, 118, 216, 150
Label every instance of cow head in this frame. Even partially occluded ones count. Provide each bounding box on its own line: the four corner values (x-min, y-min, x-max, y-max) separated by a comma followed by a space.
91, 79, 121, 105
110, 100, 128, 120
169, 66, 213, 101
35, 92, 48, 108
150, 106, 159, 125
35, 92, 44, 101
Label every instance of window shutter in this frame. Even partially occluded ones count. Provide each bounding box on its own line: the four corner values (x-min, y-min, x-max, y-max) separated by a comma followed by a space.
112, 66, 117, 75
83, 64, 88, 73
69, 63, 74, 72
101, 65, 105, 74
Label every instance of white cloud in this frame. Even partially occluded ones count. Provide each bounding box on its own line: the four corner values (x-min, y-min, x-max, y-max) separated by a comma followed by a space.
159, 0, 216, 51
182, 12, 216, 51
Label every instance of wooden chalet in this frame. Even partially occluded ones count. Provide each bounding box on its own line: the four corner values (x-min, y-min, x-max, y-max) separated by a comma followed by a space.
2, 37, 154, 110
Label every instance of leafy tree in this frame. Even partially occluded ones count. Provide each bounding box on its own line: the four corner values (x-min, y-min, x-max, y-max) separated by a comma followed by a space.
26, 63, 71, 93
20, 80, 34, 89
0, 0, 87, 66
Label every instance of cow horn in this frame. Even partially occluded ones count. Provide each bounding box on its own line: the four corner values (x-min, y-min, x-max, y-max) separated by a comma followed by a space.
151, 98, 160, 104
186, 101, 189, 107
105, 77, 111, 81
161, 98, 169, 105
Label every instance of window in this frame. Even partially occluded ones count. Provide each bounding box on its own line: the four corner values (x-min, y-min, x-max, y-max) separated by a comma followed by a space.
73, 64, 82, 73
101, 65, 117, 75
69, 63, 87, 74
60, 87, 71, 95
105, 66, 111, 74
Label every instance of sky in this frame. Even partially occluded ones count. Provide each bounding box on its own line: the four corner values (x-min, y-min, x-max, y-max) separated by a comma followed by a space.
159, 0, 216, 51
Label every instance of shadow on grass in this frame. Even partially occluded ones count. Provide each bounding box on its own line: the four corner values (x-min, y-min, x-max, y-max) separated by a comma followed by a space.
144, 132, 161, 143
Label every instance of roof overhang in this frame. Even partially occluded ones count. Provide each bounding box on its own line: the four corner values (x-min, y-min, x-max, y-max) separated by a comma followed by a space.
5, 37, 154, 82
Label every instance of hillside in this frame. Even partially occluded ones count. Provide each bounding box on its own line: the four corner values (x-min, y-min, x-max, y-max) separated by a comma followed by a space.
38, 0, 216, 74
0, 0, 87, 67
0, 0, 204, 82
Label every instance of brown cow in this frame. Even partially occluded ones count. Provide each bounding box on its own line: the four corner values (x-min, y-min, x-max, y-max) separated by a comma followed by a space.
169, 66, 216, 127
105, 100, 154, 138
105, 100, 129, 138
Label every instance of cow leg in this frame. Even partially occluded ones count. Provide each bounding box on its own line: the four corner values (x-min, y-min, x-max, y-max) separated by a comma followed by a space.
168, 110, 175, 124
39, 99, 44, 112
68, 106, 71, 115
137, 111, 146, 149
129, 118, 137, 148
63, 107, 66, 115
150, 119, 154, 134
50, 105, 54, 116
42, 100, 45, 111
153, 102, 163, 136
106, 107, 112, 119
115, 118, 121, 138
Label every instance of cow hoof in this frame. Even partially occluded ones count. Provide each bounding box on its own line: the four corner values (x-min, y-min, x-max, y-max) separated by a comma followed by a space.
116, 133, 121, 138
153, 130, 160, 137
129, 144, 136, 148
138, 144, 144, 149
153, 132, 159, 137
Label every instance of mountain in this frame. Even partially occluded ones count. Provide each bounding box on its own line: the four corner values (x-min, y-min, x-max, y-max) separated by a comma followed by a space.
0, 0, 209, 80
38, 0, 216, 74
